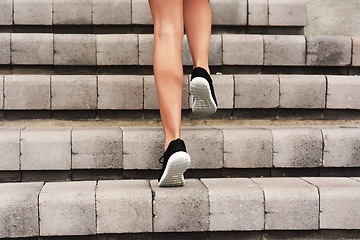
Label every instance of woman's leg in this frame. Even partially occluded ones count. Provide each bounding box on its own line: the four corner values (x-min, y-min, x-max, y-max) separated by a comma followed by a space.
183, 0, 212, 75
148, 0, 184, 150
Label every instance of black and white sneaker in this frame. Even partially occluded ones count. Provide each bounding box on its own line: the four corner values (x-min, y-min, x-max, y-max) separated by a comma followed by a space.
190, 67, 217, 116
158, 139, 191, 187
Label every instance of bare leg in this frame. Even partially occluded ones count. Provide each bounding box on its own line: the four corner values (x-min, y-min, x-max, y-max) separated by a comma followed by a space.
148, 0, 184, 150
184, 0, 212, 75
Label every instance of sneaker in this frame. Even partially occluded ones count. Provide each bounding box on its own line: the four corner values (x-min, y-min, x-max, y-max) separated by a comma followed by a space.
158, 138, 191, 187
190, 67, 217, 116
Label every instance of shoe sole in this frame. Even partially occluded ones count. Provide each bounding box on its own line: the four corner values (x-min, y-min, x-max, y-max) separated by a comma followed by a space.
158, 151, 191, 187
190, 77, 217, 116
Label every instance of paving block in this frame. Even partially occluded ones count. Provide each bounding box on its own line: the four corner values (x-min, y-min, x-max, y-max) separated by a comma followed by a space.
234, 75, 279, 108
0, 33, 10, 64
4, 75, 50, 110
327, 76, 360, 109
96, 180, 152, 233
132, 0, 153, 24
139, 34, 153, 65
51, 75, 97, 110
248, 0, 268, 26
144, 75, 189, 109
222, 127, 272, 168
306, 36, 352, 66
252, 178, 319, 230
0, 128, 23, 171
280, 75, 326, 109
11, 33, 53, 65
39, 181, 96, 236
182, 127, 223, 169
93, 0, 131, 25
0, 182, 43, 238
210, 0, 247, 25
303, 177, 360, 229
353, 36, 360, 66
201, 178, 264, 231
270, 127, 323, 168
20, 127, 71, 170
264, 35, 305, 66
269, 0, 307, 26
352, 177, 360, 182
0, 75, 3, 109
321, 127, 360, 167
151, 179, 209, 232
14, 0, 52, 25
97, 34, 138, 65
54, 34, 96, 65
223, 35, 263, 65
0, 0, 13, 25
72, 127, 123, 169
53, 0, 92, 25
212, 75, 234, 109
98, 75, 143, 110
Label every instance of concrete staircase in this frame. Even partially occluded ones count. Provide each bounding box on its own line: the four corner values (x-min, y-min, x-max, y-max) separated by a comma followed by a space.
1, 0, 360, 239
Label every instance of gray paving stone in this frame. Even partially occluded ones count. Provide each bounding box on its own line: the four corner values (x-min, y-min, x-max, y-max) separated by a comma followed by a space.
151, 179, 209, 232
97, 34, 138, 65
72, 127, 123, 169
11, 33, 53, 65
96, 180, 152, 233
53, 0, 92, 25
321, 127, 360, 167
252, 178, 319, 230
4, 75, 50, 110
306, 36, 352, 66
211, 75, 234, 109
221, 127, 272, 168
132, 0, 153, 24
210, 0, 247, 25
14, 0, 52, 25
20, 127, 71, 170
139, 34, 153, 66
223, 35, 263, 65
0, 182, 43, 238
0, 127, 23, 171
201, 178, 264, 231
51, 75, 97, 110
93, 0, 131, 25
248, 0, 268, 26
352, 177, 360, 182
0, 0, 13, 25
234, 75, 279, 108
39, 181, 96, 236
327, 76, 360, 109
303, 177, 360, 229
0, 75, 3, 109
264, 35, 305, 66
54, 34, 96, 65
280, 75, 326, 109
0, 33, 10, 64
98, 75, 143, 110
270, 127, 323, 168
353, 36, 360, 66
269, 0, 307, 26
144, 75, 189, 109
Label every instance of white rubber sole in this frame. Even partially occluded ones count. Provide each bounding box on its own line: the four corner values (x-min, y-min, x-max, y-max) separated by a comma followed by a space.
158, 151, 191, 187
190, 77, 217, 116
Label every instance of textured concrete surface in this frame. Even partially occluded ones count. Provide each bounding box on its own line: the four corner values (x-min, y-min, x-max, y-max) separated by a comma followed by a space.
14, 0, 52, 25
253, 178, 319, 230
202, 178, 264, 231
303, 177, 360, 229
72, 127, 123, 169
327, 76, 360, 109
151, 179, 209, 232
0, 0, 13, 25
39, 181, 96, 236
0, 33, 10, 64
248, 0, 268, 26
221, 127, 273, 168
132, 0, 153, 24
211, 75, 234, 109
269, 0, 307, 26
93, 0, 131, 25
353, 36, 360, 66
96, 180, 152, 233
210, 0, 247, 25
53, 0, 92, 25
20, 127, 71, 170
0, 182, 43, 238
0, 127, 23, 171
0, 75, 3, 109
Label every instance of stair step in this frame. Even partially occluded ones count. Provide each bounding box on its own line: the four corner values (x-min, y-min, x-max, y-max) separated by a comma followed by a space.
0, 177, 359, 239
0, 0, 307, 28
